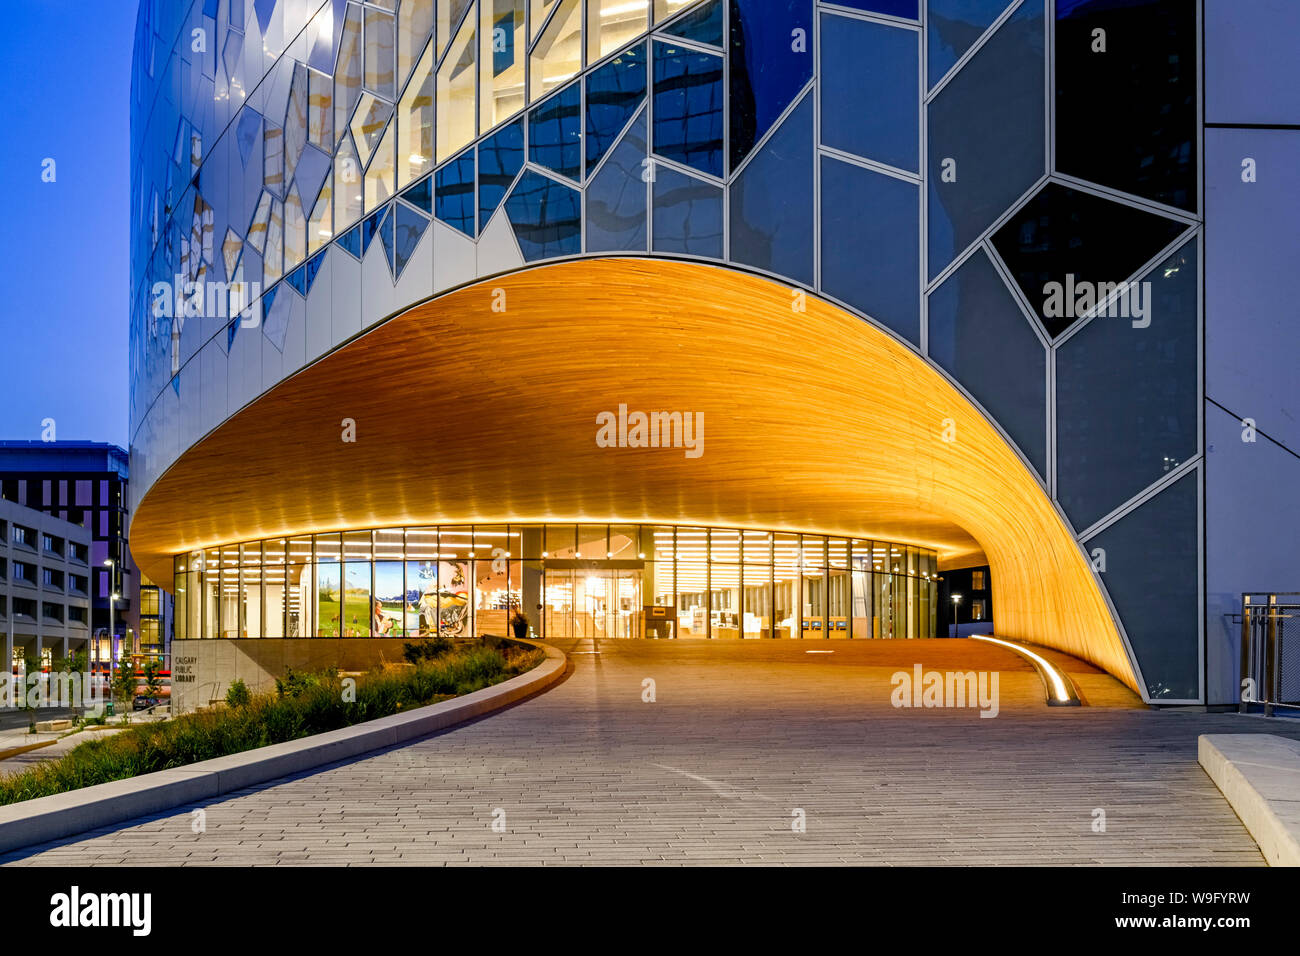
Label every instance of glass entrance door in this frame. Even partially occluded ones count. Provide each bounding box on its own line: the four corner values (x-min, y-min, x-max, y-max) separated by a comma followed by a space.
543, 566, 642, 639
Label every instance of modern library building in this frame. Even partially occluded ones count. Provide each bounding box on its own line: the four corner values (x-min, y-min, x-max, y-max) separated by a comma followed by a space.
128, 0, 1298, 707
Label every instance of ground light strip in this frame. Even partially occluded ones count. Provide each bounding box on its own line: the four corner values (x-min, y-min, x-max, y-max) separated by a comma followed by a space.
969, 635, 1079, 706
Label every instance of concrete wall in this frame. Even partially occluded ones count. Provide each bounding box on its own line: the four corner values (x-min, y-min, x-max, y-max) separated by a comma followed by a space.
170, 639, 414, 713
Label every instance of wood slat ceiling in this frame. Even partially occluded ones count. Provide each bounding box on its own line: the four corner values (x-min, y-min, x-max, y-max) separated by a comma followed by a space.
131, 257, 1137, 691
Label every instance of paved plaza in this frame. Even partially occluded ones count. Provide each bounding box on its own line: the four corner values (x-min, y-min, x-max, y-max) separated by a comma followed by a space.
4, 638, 1296, 866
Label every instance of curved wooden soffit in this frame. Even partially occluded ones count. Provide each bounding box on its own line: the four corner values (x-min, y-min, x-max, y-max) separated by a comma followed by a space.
132, 257, 1139, 693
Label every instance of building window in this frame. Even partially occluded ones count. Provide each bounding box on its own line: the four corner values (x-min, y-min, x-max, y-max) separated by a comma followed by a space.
12, 598, 36, 619
971, 600, 985, 621
68, 605, 87, 624
70, 574, 88, 594
42, 533, 63, 556
69, 542, 88, 563
13, 524, 34, 548
42, 602, 64, 623
42, 567, 64, 590
140, 586, 160, 616
0, 557, 5, 579
13, 561, 34, 583
971, 570, 985, 590
140, 618, 160, 648
0, 596, 6, 617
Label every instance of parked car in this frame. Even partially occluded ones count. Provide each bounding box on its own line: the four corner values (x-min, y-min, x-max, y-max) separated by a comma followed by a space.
132, 696, 161, 712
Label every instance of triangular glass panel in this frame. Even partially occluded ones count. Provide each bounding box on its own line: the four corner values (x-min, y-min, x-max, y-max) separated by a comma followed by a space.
529, 82, 582, 181
478, 119, 525, 230
254, 0, 277, 33
171, 374, 180, 398
586, 44, 646, 176
338, 223, 363, 258
401, 174, 433, 213
361, 205, 387, 254
285, 265, 307, 296
227, 319, 239, 349
436, 150, 476, 237
304, 249, 327, 294
293, 144, 332, 213
728, 0, 811, 171
261, 285, 278, 319
394, 203, 430, 278
990, 182, 1190, 338
378, 204, 397, 276
660, 0, 722, 46
236, 109, 262, 168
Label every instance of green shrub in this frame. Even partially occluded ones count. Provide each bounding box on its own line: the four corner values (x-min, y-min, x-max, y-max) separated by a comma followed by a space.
0, 640, 545, 806
402, 635, 453, 664
225, 679, 251, 709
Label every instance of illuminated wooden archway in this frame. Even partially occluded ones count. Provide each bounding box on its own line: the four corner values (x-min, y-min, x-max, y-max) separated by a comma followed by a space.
131, 257, 1139, 692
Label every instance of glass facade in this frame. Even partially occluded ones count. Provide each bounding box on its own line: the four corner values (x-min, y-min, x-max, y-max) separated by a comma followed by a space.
128, 0, 1208, 701
174, 524, 937, 642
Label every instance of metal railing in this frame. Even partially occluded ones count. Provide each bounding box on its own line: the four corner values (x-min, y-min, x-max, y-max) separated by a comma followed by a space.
1237, 593, 1300, 715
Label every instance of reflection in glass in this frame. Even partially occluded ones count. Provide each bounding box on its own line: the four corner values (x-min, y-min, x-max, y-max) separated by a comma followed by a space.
653, 41, 723, 178
530, 83, 582, 180
588, 0, 646, 64
397, 40, 435, 187
334, 4, 365, 145
481, 0, 526, 131
437, 12, 477, 162
398, 0, 434, 90
530, 0, 582, 101
365, 121, 396, 211
364, 8, 396, 99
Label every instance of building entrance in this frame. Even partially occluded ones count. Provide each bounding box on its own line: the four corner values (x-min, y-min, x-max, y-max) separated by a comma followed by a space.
543, 565, 643, 639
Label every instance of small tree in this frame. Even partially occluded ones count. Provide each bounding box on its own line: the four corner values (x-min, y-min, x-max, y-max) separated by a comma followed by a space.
111, 659, 138, 721
142, 658, 163, 703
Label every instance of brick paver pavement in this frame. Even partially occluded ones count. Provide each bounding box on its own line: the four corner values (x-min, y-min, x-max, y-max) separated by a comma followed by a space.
4, 638, 1297, 866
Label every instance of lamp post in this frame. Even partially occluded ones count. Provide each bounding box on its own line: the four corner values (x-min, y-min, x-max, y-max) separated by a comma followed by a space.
950, 593, 962, 639
104, 558, 116, 708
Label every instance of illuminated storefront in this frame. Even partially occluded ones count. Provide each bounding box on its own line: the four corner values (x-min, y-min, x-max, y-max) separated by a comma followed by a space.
173, 525, 938, 643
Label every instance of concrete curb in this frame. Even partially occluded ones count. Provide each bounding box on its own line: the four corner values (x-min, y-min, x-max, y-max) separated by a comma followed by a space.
0, 641, 565, 855
1199, 733, 1300, 867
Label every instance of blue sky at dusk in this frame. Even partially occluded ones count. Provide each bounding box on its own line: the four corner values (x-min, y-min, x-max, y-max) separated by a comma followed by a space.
0, 0, 139, 448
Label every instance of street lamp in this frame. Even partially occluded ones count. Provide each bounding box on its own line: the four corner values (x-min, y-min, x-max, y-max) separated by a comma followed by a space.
105, 558, 117, 708
950, 593, 963, 639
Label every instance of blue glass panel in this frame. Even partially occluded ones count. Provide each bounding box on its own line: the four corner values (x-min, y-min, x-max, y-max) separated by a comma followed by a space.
339, 223, 363, 258
652, 165, 723, 257
926, 0, 1044, 280
401, 174, 433, 213
529, 83, 582, 181
227, 319, 239, 349
820, 13, 917, 172
478, 119, 525, 229
661, 0, 723, 46
1086, 470, 1199, 700
171, 374, 180, 398
304, 249, 327, 294
1055, 238, 1199, 531
820, 156, 920, 345
294, 145, 331, 212
927, 249, 1046, 476
729, 0, 813, 170
285, 265, 307, 296
236, 107, 262, 167
504, 170, 582, 261
729, 94, 813, 285
1057, 0, 1196, 211
833, 0, 917, 17
928, 0, 1012, 88
586, 112, 648, 253
991, 182, 1189, 338
361, 206, 386, 254
586, 44, 647, 176
653, 41, 724, 178
435, 150, 476, 237
378, 204, 396, 276
393, 203, 430, 278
